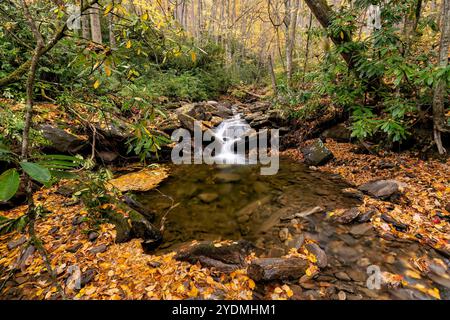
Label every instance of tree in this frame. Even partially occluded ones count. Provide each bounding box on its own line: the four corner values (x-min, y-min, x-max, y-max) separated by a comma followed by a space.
90, 3, 103, 44
433, 0, 450, 154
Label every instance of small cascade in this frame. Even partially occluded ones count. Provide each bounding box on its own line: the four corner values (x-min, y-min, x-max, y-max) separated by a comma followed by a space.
212, 111, 252, 165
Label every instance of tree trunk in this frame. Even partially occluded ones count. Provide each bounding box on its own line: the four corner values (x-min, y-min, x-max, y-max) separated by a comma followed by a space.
286, 0, 300, 87
108, 13, 116, 49
81, 0, 91, 40
433, 0, 450, 154
268, 54, 277, 95
90, 3, 102, 44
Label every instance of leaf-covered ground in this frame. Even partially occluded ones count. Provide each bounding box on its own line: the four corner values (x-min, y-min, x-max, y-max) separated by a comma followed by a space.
1, 139, 449, 300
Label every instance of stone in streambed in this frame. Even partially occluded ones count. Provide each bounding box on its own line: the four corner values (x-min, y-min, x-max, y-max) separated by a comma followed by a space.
198, 193, 219, 203
214, 173, 241, 183
305, 243, 328, 268
301, 139, 334, 166
335, 207, 361, 224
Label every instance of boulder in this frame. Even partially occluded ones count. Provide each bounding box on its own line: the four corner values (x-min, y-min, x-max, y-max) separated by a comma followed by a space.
109, 167, 169, 192
40, 125, 87, 154
358, 179, 404, 200
301, 139, 334, 166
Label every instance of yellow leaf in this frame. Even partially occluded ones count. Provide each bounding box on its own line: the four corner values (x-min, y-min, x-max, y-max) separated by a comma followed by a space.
340, 31, 345, 39
105, 64, 112, 77
104, 3, 113, 15
126, 40, 132, 49
248, 279, 255, 290
93, 80, 100, 89
190, 51, 197, 62
142, 12, 149, 21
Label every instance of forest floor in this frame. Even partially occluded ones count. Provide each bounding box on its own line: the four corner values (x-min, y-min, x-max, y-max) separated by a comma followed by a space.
1, 135, 449, 300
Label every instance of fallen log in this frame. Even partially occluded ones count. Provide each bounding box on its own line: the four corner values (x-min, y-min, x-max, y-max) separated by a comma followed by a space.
247, 257, 309, 281
175, 240, 255, 273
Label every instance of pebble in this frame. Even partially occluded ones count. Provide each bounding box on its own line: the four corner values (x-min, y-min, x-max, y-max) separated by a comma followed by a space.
89, 244, 108, 254
335, 271, 352, 281
338, 291, 347, 300
278, 228, 289, 241
198, 192, 219, 203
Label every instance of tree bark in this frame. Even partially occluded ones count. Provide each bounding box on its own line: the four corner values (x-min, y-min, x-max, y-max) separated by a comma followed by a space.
268, 54, 277, 95
433, 0, 450, 154
90, 3, 102, 44
81, 0, 91, 40
286, 0, 300, 87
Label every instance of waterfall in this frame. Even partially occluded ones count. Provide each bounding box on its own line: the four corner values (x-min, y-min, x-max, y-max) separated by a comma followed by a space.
211, 110, 252, 165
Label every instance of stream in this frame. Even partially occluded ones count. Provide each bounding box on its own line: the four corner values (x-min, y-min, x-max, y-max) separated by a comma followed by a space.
135, 113, 450, 300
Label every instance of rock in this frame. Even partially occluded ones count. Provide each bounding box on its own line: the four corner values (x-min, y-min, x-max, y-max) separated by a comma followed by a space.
358, 179, 404, 200
7, 236, 27, 250
80, 269, 97, 287
305, 243, 328, 268
294, 206, 324, 218
248, 257, 309, 281
338, 291, 347, 300
88, 231, 99, 242
97, 151, 119, 163
178, 113, 201, 132
347, 269, 366, 282
66, 243, 82, 253
109, 167, 168, 192
341, 188, 364, 200
301, 139, 334, 166
279, 228, 289, 241
335, 207, 361, 224
213, 173, 241, 183
321, 123, 352, 142
40, 125, 87, 154
356, 209, 376, 223
287, 234, 305, 250
250, 115, 271, 129
89, 244, 107, 254
72, 215, 85, 226
381, 213, 408, 232
212, 104, 233, 118
350, 223, 373, 236
198, 192, 219, 203
237, 214, 250, 223
175, 240, 255, 273
335, 272, 352, 281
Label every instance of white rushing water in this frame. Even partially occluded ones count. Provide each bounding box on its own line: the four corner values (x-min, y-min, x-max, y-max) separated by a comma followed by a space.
212, 110, 252, 165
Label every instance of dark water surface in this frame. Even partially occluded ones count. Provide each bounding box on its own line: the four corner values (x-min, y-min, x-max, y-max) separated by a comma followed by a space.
137, 157, 450, 300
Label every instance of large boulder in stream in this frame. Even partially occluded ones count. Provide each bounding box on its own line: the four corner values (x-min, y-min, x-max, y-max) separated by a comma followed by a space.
301, 139, 334, 166
248, 257, 309, 281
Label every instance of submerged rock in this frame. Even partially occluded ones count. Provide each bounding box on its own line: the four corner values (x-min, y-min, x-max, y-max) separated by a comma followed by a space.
213, 173, 241, 183
301, 139, 334, 166
198, 192, 219, 203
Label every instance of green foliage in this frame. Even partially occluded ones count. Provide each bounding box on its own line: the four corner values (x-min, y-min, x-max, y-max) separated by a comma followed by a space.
0, 169, 20, 201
